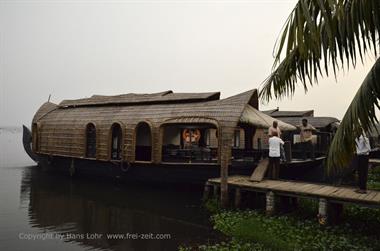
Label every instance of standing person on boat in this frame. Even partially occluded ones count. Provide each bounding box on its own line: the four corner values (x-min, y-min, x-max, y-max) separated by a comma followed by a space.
268, 120, 282, 138
268, 131, 284, 179
298, 118, 316, 160
354, 134, 371, 194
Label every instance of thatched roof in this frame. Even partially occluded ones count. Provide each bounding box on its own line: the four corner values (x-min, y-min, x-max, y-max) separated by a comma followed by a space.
32, 102, 58, 123
59, 91, 221, 107
35, 89, 258, 126
263, 109, 314, 117
275, 116, 340, 129
240, 105, 296, 131
33, 88, 298, 132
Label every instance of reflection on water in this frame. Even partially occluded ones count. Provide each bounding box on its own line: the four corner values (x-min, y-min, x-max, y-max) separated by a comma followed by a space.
0, 127, 218, 251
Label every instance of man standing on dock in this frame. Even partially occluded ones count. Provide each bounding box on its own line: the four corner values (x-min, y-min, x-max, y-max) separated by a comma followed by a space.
298, 118, 316, 160
268, 131, 284, 179
354, 134, 371, 194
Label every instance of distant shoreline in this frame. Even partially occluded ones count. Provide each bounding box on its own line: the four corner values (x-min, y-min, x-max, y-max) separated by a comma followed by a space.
0, 126, 22, 132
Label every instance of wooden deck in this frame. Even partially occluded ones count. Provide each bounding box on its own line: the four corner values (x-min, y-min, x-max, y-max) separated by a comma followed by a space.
207, 175, 380, 208
370, 158, 380, 164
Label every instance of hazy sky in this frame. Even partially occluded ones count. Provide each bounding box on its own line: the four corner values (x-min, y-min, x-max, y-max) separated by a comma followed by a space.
0, 0, 377, 127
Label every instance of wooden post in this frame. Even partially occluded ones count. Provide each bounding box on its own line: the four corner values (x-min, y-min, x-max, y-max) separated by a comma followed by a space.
234, 188, 242, 208
318, 198, 328, 225
220, 127, 233, 208
220, 157, 229, 207
318, 199, 343, 225
266, 191, 275, 215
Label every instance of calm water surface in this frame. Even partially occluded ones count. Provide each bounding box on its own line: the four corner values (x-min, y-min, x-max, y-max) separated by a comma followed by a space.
0, 127, 218, 251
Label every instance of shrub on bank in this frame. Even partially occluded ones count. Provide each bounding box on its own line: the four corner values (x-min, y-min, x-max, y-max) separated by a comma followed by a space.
211, 210, 380, 251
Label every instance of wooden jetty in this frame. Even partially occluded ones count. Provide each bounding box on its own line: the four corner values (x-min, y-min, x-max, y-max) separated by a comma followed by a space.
205, 175, 380, 224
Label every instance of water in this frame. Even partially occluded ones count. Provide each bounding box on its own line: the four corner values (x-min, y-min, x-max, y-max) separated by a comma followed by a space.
0, 127, 218, 251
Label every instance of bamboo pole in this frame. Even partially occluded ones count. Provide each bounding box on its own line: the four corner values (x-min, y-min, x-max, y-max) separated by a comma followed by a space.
220, 127, 233, 208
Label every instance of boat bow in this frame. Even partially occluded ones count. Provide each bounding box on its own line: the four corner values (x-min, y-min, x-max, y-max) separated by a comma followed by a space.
22, 125, 39, 163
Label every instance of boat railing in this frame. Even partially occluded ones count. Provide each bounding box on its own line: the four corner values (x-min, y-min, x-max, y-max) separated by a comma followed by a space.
290, 131, 331, 159
231, 149, 262, 163
162, 145, 218, 163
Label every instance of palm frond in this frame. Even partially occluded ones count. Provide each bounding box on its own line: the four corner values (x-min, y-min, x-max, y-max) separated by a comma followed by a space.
327, 58, 380, 175
260, 0, 380, 102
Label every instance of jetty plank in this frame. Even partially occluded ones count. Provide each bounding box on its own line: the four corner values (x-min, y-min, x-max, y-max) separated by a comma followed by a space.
250, 159, 269, 182
363, 191, 379, 202
373, 193, 380, 202
207, 175, 380, 208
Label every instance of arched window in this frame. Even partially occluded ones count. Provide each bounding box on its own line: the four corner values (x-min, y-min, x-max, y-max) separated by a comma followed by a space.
233, 129, 240, 148
110, 123, 122, 160
135, 122, 152, 161
86, 123, 96, 158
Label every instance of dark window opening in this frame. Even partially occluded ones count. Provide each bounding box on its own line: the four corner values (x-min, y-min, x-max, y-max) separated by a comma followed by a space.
86, 123, 96, 158
233, 129, 240, 148
111, 124, 122, 160
135, 122, 152, 161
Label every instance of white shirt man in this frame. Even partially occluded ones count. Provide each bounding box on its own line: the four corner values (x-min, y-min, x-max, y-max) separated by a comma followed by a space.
269, 136, 284, 157
267, 132, 284, 179
355, 135, 371, 155
354, 134, 371, 193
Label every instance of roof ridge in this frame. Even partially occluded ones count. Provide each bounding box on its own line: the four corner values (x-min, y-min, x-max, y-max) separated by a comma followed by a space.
59, 90, 221, 108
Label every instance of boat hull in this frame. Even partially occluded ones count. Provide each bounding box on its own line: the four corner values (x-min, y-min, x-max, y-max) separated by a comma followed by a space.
280, 157, 326, 182
37, 155, 327, 186
37, 155, 256, 186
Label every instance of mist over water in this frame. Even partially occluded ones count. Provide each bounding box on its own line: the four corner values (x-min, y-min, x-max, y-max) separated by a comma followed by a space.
0, 127, 217, 251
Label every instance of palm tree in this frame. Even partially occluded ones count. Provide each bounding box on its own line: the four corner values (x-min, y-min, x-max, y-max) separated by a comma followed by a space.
260, 0, 380, 176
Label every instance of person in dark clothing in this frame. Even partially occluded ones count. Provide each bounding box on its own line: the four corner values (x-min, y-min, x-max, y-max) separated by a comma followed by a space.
354, 134, 371, 193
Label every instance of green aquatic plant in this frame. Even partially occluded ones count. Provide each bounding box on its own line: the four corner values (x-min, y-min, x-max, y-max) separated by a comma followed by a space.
203, 197, 222, 214
211, 210, 380, 251
185, 195, 380, 251
179, 240, 267, 251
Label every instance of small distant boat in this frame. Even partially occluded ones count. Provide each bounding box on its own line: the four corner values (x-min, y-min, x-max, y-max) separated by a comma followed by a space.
23, 89, 326, 185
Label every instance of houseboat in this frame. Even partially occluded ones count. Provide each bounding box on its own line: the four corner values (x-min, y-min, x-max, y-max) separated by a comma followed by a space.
23, 89, 299, 185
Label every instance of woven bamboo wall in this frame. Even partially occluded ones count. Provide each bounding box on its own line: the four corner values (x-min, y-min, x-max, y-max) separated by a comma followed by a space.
32, 89, 258, 164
